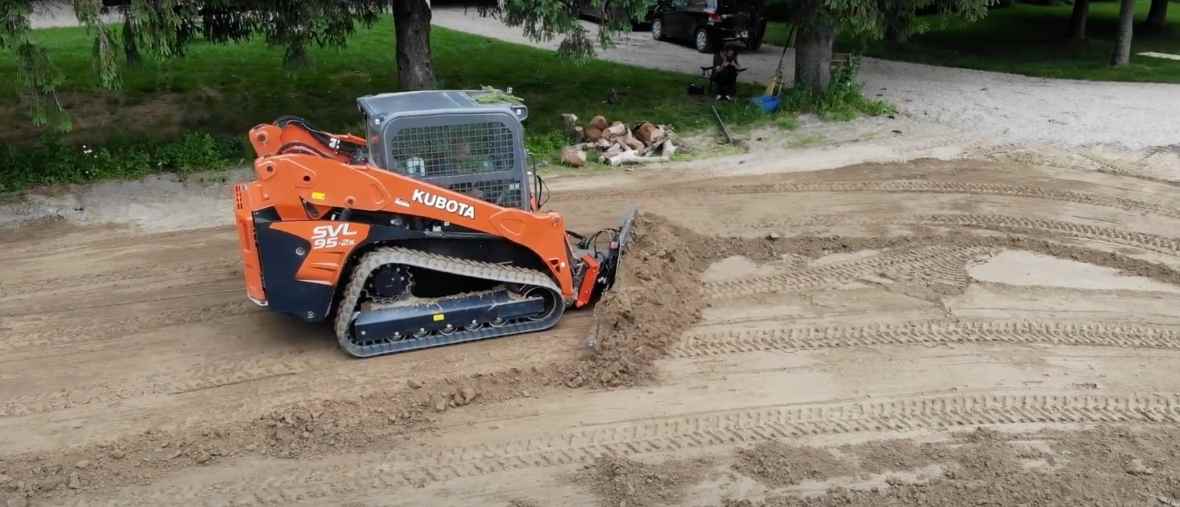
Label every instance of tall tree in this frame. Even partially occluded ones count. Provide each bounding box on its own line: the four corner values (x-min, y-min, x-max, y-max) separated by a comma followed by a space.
796, 0, 836, 90
494, 0, 649, 61
1066, 0, 1089, 40
2, 0, 382, 130
1111, 0, 1135, 66
1145, 0, 1168, 30
394, 0, 434, 90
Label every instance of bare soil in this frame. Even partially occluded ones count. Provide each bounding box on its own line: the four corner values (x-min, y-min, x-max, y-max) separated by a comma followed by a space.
5, 154, 1180, 506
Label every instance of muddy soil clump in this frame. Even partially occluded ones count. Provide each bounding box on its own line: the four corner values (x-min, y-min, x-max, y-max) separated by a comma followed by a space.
575, 455, 712, 507
734, 441, 854, 487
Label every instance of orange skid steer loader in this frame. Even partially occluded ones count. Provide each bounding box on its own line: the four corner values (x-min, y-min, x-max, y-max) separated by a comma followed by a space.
233, 90, 635, 357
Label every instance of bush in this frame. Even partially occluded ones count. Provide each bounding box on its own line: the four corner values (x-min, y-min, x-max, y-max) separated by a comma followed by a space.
781, 55, 895, 121
0, 133, 244, 193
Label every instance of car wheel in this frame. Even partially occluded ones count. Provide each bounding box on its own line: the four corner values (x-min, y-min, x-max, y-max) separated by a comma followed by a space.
746, 20, 767, 51
652, 18, 664, 41
694, 27, 713, 53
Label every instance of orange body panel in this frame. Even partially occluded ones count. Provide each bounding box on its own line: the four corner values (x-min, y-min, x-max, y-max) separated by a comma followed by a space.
233, 184, 267, 305
271, 221, 371, 286
238, 125, 576, 300
575, 255, 600, 308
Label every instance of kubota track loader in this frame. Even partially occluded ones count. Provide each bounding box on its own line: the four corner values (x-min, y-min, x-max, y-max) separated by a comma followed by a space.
233, 90, 634, 357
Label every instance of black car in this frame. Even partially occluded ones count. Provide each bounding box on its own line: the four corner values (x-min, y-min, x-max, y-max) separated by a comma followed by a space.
651, 0, 767, 53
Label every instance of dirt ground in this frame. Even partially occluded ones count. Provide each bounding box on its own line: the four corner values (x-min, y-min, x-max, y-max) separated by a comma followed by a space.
4, 142, 1180, 506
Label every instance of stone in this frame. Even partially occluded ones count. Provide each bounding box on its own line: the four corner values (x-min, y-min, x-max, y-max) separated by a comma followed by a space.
1127, 458, 1155, 476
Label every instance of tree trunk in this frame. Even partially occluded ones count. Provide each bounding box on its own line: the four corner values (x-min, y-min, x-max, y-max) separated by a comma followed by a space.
795, 14, 836, 93
1145, 0, 1169, 30
1111, 0, 1135, 66
122, 6, 140, 65
1066, 0, 1089, 40
284, 42, 311, 69
884, 0, 911, 45
393, 0, 435, 90
886, 24, 909, 45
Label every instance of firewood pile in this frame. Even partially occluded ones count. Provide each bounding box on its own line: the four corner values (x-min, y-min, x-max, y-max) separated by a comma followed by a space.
559, 114, 677, 167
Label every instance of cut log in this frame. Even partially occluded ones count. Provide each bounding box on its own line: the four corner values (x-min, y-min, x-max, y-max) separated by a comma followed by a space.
561, 113, 580, 140
633, 122, 665, 145
606, 150, 671, 166
606, 121, 628, 138
585, 126, 604, 142
621, 131, 645, 151
589, 115, 609, 130
560, 146, 587, 167
603, 143, 627, 158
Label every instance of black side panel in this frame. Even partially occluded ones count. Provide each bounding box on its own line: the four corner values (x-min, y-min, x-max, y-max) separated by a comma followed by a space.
254, 220, 336, 322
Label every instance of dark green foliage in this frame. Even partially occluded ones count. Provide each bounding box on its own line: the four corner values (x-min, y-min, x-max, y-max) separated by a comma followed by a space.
831, 0, 1180, 82
0, 132, 242, 193
781, 56, 895, 119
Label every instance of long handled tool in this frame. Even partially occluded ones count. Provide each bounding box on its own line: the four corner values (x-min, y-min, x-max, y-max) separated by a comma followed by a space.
764, 24, 797, 97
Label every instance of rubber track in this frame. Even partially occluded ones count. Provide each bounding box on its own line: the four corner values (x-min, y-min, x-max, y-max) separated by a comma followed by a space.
671, 320, 1180, 358
105, 392, 1180, 506
704, 246, 991, 298
333, 247, 563, 357
735, 214, 1180, 257
559, 179, 1180, 219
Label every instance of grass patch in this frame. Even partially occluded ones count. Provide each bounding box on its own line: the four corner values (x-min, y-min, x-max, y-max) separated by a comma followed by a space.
0, 17, 887, 192
767, 0, 1180, 82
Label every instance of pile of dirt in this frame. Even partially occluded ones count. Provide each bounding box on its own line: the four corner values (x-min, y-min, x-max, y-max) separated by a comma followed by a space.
575, 455, 712, 507
734, 441, 854, 487
561, 213, 714, 387
845, 439, 943, 475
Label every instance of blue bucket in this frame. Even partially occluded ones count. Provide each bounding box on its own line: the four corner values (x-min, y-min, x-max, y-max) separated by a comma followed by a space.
752, 95, 780, 113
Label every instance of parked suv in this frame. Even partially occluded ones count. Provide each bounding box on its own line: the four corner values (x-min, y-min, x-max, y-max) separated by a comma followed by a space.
651, 0, 767, 53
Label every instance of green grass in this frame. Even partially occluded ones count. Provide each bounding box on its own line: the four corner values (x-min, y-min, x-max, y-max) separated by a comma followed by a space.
767, 0, 1180, 82
0, 17, 887, 192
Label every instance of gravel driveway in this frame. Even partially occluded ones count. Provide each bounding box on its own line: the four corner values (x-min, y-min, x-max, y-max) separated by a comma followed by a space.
433, 8, 1179, 150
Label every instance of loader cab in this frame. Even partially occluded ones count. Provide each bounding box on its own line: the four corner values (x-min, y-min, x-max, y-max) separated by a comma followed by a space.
357, 90, 531, 210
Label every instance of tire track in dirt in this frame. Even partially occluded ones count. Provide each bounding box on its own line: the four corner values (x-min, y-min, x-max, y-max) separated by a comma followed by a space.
736, 214, 1180, 257
557, 180, 1180, 220
99, 392, 1180, 506
0, 298, 257, 356
670, 320, 1180, 358
0, 258, 239, 300
0, 352, 330, 417
704, 246, 992, 299
0, 312, 594, 418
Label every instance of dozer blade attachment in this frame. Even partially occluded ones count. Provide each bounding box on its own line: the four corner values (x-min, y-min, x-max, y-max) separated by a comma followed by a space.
596, 208, 640, 294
